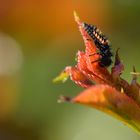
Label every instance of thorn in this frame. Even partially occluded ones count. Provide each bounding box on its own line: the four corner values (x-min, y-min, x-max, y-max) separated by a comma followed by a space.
57, 96, 72, 103
114, 48, 120, 65
133, 65, 136, 72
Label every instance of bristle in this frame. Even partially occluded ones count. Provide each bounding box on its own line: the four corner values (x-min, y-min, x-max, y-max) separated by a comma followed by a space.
83, 22, 113, 67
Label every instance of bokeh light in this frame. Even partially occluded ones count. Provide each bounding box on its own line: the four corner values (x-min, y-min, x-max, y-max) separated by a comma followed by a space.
0, 33, 23, 75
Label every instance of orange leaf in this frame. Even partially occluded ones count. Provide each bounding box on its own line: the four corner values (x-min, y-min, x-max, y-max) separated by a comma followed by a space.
65, 66, 93, 88
77, 51, 107, 84
74, 12, 112, 85
73, 84, 140, 126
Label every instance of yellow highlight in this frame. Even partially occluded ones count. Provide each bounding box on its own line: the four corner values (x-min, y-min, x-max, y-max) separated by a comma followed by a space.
121, 87, 124, 93
73, 11, 81, 24
53, 71, 69, 83
130, 72, 140, 76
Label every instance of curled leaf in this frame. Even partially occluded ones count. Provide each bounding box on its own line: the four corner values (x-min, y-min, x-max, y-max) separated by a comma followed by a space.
65, 66, 93, 88
74, 12, 112, 85
77, 51, 107, 84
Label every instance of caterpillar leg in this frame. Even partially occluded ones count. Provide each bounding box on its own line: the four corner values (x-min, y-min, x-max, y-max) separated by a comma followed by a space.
91, 59, 100, 64
86, 38, 92, 41
89, 52, 100, 56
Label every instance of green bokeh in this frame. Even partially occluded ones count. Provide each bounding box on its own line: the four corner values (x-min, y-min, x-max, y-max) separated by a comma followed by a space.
0, 0, 140, 140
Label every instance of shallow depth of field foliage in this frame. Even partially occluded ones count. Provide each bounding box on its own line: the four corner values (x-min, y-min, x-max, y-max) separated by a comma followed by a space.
0, 0, 140, 140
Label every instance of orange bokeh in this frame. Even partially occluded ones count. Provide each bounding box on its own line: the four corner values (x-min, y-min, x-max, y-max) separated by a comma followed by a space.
0, 0, 111, 39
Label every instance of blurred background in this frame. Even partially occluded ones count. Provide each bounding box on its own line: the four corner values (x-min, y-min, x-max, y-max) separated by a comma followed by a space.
0, 0, 140, 140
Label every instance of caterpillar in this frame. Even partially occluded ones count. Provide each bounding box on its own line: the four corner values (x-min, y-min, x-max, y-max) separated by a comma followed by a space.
83, 22, 113, 67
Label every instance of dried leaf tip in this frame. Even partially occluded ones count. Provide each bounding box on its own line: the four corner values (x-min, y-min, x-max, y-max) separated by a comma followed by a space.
57, 96, 72, 103
73, 11, 81, 25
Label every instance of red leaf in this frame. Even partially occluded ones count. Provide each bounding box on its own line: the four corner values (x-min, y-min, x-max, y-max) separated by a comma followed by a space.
65, 66, 93, 88
77, 51, 107, 84
74, 12, 112, 85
